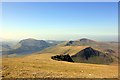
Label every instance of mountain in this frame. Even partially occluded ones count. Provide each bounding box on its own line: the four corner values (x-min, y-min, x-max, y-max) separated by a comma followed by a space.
64, 38, 118, 57
71, 47, 113, 64
2, 38, 52, 55
41, 38, 118, 56
0, 42, 15, 56
40, 38, 118, 64
1, 44, 12, 51
65, 38, 96, 46
50, 47, 113, 64
0, 41, 18, 51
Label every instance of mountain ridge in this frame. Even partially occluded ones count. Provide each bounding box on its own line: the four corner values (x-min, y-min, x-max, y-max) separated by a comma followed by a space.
2, 38, 52, 55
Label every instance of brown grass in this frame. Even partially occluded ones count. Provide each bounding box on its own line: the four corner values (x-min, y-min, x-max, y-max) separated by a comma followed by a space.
2, 53, 118, 78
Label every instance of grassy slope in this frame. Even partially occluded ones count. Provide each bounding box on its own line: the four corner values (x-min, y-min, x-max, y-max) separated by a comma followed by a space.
2, 52, 118, 78
39, 46, 89, 56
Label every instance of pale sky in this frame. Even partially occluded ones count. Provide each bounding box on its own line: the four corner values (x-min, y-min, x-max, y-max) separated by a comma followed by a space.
1, 2, 118, 41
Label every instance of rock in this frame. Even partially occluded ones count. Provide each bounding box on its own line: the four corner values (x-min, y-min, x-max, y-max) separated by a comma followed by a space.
51, 54, 74, 62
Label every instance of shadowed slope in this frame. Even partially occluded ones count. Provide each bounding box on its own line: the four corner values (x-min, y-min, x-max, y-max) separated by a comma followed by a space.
71, 47, 113, 64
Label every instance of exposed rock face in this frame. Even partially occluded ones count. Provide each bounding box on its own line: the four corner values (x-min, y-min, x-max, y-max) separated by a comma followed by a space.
71, 47, 113, 64
51, 54, 74, 62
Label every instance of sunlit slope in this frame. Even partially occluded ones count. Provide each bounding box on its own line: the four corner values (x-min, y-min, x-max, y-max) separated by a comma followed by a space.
40, 46, 89, 56
2, 53, 118, 78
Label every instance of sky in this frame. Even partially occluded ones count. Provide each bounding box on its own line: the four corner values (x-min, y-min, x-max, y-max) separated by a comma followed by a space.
1, 2, 118, 41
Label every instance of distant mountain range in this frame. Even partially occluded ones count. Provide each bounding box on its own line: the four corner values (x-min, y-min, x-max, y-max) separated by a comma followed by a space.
0, 44, 11, 51
2, 38, 63, 56
1, 38, 118, 64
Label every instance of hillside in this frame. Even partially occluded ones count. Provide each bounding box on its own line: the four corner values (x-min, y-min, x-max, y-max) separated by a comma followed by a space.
2, 53, 118, 78
71, 47, 113, 64
40, 46, 88, 55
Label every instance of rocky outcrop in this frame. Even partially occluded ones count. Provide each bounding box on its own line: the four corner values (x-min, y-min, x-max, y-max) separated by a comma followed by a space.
51, 54, 74, 62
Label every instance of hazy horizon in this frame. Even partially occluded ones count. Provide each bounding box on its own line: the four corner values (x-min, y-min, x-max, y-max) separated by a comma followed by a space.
1, 35, 118, 42
1, 2, 118, 41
